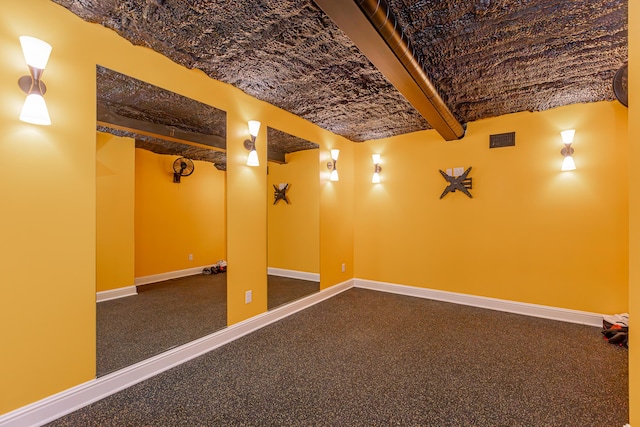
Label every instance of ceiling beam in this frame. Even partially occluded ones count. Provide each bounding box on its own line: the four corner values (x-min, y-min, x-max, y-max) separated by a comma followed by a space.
97, 103, 226, 151
98, 103, 289, 165
314, 0, 465, 141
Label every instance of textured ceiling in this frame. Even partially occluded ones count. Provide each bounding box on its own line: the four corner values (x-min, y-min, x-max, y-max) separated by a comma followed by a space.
56, 0, 628, 144
96, 66, 319, 168
387, 0, 628, 123
97, 65, 229, 169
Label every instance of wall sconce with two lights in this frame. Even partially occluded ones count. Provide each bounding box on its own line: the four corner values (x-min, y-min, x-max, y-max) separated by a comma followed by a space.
17, 36, 52, 126
244, 120, 261, 167
560, 129, 576, 171
371, 154, 382, 183
327, 149, 340, 181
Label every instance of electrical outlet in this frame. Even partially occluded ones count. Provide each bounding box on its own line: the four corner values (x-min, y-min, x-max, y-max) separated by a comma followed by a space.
453, 167, 464, 177
188, 254, 193, 261
446, 168, 453, 176
245, 290, 252, 304
341, 263, 346, 272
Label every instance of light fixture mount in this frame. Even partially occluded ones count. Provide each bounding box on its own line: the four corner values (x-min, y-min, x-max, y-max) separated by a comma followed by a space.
18, 75, 46, 95
560, 145, 574, 157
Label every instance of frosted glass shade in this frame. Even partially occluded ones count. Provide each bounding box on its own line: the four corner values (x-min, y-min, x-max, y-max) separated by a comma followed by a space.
372, 153, 381, 164
247, 149, 259, 167
20, 93, 51, 125
372, 172, 381, 184
560, 129, 575, 144
20, 36, 52, 70
330, 169, 339, 182
561, 155, 576, 171
330, 149, 340, 161
248, 120, 261, 137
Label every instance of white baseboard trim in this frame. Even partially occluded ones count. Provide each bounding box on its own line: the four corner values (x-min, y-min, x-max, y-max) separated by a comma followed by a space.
0, 280, 353, 427
134, 266, 206, 286
96, 286, 137, 303
354, 279, 603, 327
2, 277, 605, 426
267, 267, 320, 282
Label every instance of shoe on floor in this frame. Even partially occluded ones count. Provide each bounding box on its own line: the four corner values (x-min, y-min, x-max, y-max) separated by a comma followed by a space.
602, 312, 628, 327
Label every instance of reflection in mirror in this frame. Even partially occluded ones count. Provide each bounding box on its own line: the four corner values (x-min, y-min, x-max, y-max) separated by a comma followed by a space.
96, 66, 227, 377
266, 127, 320, 310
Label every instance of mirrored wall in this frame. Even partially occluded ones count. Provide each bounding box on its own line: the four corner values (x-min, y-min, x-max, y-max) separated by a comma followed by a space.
266, 127, 320, 310
96, 66, 228, 376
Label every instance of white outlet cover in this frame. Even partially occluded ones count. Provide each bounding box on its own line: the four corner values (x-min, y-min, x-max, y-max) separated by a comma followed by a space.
446, 168, 453, 176
453, 167, 464, 177
245, 290, 252, 303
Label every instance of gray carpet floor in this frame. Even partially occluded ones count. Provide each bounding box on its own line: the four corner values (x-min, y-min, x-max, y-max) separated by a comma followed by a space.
267, 275, 321, 310
97, 274, 319, 376
59, 288, 628, 426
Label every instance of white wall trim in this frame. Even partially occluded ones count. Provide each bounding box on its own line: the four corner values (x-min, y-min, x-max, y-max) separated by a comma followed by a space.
354, 279, 603, 327
0, 280, 353, 427
134, 266, 207, 286
267, 267, 320, 282
96, 286, 137, 303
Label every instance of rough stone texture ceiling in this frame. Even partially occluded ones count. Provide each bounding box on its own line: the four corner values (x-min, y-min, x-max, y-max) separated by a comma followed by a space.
387, 0, 628, 123
97, 65, 227, 144
97, 65, 229, 169
56, 0, 628, 143
267, 127, 320, 162
97, 66, 318, 167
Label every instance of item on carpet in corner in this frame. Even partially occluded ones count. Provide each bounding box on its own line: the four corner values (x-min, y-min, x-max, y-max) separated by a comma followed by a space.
601, 312, 628, 348
203, 260, 227, 275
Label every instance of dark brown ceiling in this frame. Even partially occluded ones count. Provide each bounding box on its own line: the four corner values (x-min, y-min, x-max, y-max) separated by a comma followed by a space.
96, 65, 229, 170
57, 0, 627, 145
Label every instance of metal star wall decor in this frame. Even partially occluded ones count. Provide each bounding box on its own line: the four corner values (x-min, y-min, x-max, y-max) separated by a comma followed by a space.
273, 183, 290, 204
439, 167, 473, 199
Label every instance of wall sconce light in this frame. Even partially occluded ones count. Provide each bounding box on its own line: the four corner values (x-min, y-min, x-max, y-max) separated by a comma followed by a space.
560, 129, 576, 171
327, 149, 339, 181
17, 36, 52, 126
371, 153, 382, 183
244, 120, 261, 167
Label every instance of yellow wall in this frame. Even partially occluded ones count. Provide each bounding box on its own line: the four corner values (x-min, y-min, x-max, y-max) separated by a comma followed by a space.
320, 141, 355, 288
2, 0, 631, 419
628, 0, 638, 422
0, 0, 350, 414
355, 102, 629, 314
0, 0, 98, 412
267, 149, 320, 274
135, 148, 226, 277
96, 133, 135, 292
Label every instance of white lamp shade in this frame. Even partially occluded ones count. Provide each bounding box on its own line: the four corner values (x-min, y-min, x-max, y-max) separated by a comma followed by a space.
330, 149, 340, 161
247, 149, 259, 167
20, 36, 52, 70
560, 129, 575, 144
330, 169, 339, 182
248, 120, 261, 137
372, 153, 381, 164
20, 93, 51, 125
561, 155, 576, 171
372, 172, 381, 184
